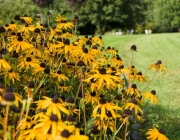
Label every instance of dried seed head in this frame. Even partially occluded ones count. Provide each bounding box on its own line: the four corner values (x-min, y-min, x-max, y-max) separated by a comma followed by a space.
131, 45, 137, 51
3, 92, 15, 102
66, 114, 75, 122
114, 95, 122, 101
27, 81, 35, 88
65, 96, 74, 104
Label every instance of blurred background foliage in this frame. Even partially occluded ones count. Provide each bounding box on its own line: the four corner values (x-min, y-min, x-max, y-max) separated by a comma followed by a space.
0, 0, 179, 34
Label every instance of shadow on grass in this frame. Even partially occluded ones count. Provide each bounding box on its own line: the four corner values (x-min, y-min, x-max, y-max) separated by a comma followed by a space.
142, 105, 180, 140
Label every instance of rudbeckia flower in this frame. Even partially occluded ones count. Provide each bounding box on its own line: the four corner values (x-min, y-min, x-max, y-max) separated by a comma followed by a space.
134, 71, 147, 82
18, 55, 39, 70
4, 69, 20, 84
93, 98, 122, 120
21, 24, 34, 35
54, 14, 66, 23
36, 95, 69, 119
125, 84, 141, 97
80, 48, 95, 66
51, 70, 69, 82
0, 54, 11, 71
92, 36, 104, 46
86, 68, 122, 90
33, 114, 65, 135
8, 36, 34, 53
33, 62, 46, 74
111, 55, 123, 68
146, 127, 169, 140
149, 60, 166, 74
144, 90, 158, 104
21, 14, 33, 25
85, 91, 99, 105
9, 21, 17, 31
123, 99, 143, 115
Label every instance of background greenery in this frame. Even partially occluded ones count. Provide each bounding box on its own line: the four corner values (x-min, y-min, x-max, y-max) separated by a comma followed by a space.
0, 0, 180, 34
102, 33, 180, 139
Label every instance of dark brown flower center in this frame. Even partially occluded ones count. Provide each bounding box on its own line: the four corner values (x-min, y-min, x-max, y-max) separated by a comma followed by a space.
114, 95, 122, 100
83, 48, 88, 53
77, 60, 86, 67
44, 68, 50, 74
156, 60, 162, 64
131, 84, 137, 89
61, 129, 70, 138
40, 63, 46, 68
17, 36, 23, 41
27, 81, 35, 88
99, 98, 106, 104
65, 96, 74, 104
50, 114, 58, 122
98, 68, 106, 74
159, 129, 165, 134
131, 45, 137, 51
90, 91, 96, 97
26, 57, 32, 62
151, 90, 156, 95
131, 99, 137, 104
137, 71, 142, 75
66, 115, 75, 122
57, 71, 62, 74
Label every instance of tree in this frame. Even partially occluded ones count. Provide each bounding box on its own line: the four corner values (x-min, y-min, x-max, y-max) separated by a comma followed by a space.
153, 0, 180, 32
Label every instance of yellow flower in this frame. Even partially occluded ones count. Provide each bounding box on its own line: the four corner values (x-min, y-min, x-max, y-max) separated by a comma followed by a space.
93, 98, 122, 120
9, 21, 17, 31
54, 14, 66, 23
92, 36, 104, 46
4, 69, 20, 84
106, 46, 118, 55
33, 114, 66, 135
149, 60, 166, 74
0, 54, 11, 71
111, 55, 123, 68
21, 14, 33, 25
146, 127, 169, 140
51, 70, 69, 82
8, 36, 33, 53
80, 48, 95, 66
134, 71, 147, 82
86, 68, 122, 90
18, 55, 39, 70
36, 96, 69, 119
125, 84, 141, 97
123, 99, 143, 115
144, 90, 158, 104
21, 24, 34, 35
85, 91, 99, 105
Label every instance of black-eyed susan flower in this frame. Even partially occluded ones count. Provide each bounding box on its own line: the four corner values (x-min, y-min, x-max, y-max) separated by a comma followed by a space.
85, 91, 99, 105
123, 99, 143, 115
134, 71, 147, 82
18, 55, 39, 70
33, 62, 46, 74
33, 114, 64, 135
125, 84, 141, 97
83, 78, 99, 92
144, 90, 158, 104
51, 70, 69, 83
36, 96, 69, 119
8, 36, 33, 53
146, 127, 169, 140
86, 68, 122, 90
21, 14, 33, 25
111, 55, 123, 68
93, 98, 122, 120
80, 48, 95, 66
4, 69, 20, 84
0, 54, 11, 71
149, 60, 166, 74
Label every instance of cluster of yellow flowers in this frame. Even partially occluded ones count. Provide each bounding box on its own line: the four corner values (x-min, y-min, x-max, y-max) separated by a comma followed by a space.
0, 13, 168, 140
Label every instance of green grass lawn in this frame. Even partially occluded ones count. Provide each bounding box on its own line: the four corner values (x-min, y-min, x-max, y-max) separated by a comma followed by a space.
102, 33, 180, 139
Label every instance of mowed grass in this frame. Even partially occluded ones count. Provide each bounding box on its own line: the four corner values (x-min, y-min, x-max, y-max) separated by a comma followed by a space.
102, 33, 180, 139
